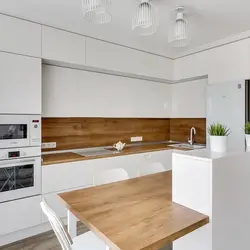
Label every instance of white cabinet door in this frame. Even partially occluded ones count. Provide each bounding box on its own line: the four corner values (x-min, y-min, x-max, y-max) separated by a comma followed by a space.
85, 37, 172, 79
0, 14, 41, 57
139, 150, 173, 175
0, 53, 41, 114
171, 79, 207, 118
0, 196, 42, 235
76, 69, 171, 118
42, 160, 95, 194
42, 65, 78, 117
42, 26, 86, 65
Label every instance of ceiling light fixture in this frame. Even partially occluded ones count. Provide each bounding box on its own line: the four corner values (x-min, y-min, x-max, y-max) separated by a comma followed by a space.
82, 0, 112, 24
169, 6, 190, 47
132, 0, 157, 36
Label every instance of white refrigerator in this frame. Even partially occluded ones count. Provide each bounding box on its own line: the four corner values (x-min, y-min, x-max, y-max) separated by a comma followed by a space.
206, 80, 246, 152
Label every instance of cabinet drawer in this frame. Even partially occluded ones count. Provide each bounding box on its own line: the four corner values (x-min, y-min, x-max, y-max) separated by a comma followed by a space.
0, 196, 42, 235
42, 160, 95, 194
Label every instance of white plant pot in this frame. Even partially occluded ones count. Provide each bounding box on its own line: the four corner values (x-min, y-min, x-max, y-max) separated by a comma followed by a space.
245, 134, 250, 147
210, 136, 228, 153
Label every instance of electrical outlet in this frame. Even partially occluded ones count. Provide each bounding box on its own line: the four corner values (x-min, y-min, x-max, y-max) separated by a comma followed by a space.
131, 136, 143, 142
42, 142, 57, 149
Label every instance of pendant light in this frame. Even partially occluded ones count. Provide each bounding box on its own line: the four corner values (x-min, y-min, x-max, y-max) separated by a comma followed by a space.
132, 0, 157, 36
82, 0, 112, 24
169, 6, 190, 47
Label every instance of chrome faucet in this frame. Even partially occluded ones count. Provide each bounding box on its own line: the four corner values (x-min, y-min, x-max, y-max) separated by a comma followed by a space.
188, 127, 196, 145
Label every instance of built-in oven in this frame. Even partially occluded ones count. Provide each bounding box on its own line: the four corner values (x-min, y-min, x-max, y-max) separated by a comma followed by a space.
0, 147, 41, 203
0, 115, 41, 149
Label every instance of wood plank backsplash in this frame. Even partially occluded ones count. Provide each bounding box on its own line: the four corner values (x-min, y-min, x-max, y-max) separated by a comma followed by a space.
42, 117, 206, 151
170, 118, 206, 144
42, 118, 170, 151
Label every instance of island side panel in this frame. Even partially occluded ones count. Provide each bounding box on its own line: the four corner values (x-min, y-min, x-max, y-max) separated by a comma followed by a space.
172, 153, 212, 250
212, 152, 250, 250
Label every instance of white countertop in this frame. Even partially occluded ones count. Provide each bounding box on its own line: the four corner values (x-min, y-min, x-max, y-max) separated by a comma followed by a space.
173, 147, 250, 161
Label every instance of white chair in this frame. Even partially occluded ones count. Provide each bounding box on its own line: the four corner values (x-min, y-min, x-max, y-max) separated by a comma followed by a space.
138, 162, 166, 176
93, 168, 129, 186
40, 199, 107, 250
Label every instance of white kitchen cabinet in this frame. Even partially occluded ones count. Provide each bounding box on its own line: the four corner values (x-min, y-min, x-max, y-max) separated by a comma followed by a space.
42, 65, 172, 117
76, 70, 171, 118
0, 52, 41, 114
42, 65, 78, 117
0, 195, 42, 235
208, 39, 250, 83
42, 150, 172, 195
85, 37, 173, 79
171, 79, 207, 118
0, 14, 41, 57
42, 26, 86, 65
42, 150, 172, 224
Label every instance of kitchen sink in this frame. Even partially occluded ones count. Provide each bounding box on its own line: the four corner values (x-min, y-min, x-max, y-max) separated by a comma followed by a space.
168, 143, 206, 150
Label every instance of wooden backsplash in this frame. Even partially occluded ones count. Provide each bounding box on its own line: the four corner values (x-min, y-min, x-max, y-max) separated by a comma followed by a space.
42, 118, 170, 151
170, 118, 206, 144
42, 117, 206, 151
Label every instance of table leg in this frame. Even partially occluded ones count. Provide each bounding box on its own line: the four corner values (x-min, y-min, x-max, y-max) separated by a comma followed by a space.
67, 210, 77, 238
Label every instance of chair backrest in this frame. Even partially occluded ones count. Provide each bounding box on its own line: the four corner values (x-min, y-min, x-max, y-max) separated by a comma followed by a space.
93, 168, 129, 186
139, 162, 166, 176
40, 199, 73, 250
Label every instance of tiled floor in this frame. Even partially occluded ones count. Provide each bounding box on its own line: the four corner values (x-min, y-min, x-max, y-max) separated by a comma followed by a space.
1, 223, 172, 250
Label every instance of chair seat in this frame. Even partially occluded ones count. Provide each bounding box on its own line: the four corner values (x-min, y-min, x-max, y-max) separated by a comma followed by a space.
72, 231, 107, 250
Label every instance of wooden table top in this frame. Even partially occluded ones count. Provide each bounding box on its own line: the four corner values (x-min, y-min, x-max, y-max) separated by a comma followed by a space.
59, 172, 209, 250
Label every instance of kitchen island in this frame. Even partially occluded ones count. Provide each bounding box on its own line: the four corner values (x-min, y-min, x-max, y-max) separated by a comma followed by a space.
172, 149, 250, 250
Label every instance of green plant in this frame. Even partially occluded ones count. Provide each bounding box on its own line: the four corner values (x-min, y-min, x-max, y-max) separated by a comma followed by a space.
208, 123, 230, 136
244, 122, 250, 134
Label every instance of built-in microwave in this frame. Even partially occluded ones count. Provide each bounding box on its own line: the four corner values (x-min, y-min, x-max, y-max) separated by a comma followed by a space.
0, 115, 41, 149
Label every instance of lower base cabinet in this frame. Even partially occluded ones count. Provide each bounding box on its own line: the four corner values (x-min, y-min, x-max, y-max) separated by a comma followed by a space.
42, 150, 173, 217
0, 195, 42, 235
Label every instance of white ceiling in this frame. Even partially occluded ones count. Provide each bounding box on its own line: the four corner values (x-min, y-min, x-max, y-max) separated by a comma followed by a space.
0, 0, 250, 58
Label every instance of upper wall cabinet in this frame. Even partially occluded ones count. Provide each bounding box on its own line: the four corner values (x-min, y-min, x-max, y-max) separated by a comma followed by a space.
171, 79, 207, 118
0, 14, 41, 57
85, 38, 173, 80
0, 52, 41, 114
42, 65, 78, 117
42, 26, 86, 65
42, 65, 171, 118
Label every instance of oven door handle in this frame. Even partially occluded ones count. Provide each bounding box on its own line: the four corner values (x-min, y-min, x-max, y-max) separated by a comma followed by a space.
0, 159, 36, 168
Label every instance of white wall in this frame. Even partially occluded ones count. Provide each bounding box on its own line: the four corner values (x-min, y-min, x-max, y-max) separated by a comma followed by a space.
42, 65, 172, 118
174, 39, 250, 83
171, 79, 207, 118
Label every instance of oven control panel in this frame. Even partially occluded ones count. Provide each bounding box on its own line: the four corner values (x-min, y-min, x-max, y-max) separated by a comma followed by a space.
0, 147, 40, 160
30, 115, 41, 146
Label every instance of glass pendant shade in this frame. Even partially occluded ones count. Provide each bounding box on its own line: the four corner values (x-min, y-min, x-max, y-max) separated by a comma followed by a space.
169, 7, 190, 47
132, 0, 157, 36
82, 0, 111, 24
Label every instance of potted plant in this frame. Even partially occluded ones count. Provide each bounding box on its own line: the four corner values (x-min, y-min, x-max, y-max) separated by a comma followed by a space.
208, 123, 230, 152
244, 122, 250, 147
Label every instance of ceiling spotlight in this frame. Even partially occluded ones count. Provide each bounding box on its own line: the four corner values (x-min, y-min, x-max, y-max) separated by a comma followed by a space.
169, 6, 190, 47
82, 0, 112, 24
132, 0, 157, 36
